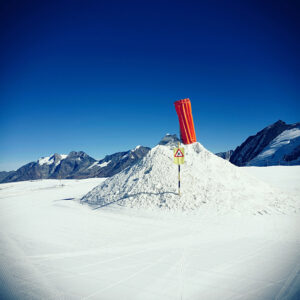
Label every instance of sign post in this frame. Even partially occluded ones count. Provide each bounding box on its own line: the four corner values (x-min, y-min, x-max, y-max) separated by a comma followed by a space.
178, 164, 181, 196
173, 142, 184, 196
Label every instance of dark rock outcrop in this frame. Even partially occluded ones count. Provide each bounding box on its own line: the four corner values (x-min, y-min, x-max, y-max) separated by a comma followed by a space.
0, 171, 15, 182
215, 150, 233, 161
159, 134, 181, 146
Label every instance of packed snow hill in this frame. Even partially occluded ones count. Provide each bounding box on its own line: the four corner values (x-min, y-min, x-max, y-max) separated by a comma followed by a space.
82, 136, 299, 214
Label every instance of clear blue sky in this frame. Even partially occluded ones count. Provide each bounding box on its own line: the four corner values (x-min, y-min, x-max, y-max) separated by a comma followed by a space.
0, 0, 299, 170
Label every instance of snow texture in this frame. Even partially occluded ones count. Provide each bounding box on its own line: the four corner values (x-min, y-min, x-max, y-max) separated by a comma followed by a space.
38, 154, 67, 166
88, 161, 111, 169
0, 171, 300, 300
82, 142, 298, 214
98, 160, 110, 168
38, 156, 53, 165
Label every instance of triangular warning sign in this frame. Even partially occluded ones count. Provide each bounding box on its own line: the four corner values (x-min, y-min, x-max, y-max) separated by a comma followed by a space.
174, 148, 184, 157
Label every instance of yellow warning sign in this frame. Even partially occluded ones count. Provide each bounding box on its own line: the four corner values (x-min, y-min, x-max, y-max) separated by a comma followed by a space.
173, 147, 184, 165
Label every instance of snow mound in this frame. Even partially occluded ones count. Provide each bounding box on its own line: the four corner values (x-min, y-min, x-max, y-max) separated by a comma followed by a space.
82, 142, 299, 214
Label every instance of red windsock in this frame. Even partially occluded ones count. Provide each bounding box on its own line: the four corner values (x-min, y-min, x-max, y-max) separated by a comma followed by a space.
174, 98, 197, 144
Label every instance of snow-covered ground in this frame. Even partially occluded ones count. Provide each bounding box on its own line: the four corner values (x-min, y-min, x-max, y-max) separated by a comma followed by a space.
243, 166, 300, 197
0, 168, 300, 300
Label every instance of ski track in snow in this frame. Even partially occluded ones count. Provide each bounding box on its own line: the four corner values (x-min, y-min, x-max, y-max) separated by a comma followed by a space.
0, 167, 299, 299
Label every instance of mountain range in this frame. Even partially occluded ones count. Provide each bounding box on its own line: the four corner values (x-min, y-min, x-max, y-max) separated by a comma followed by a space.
1, 121, 300, 183
216, 120, 300, 166
0, 171, 15, 182
1, 146, 150, 183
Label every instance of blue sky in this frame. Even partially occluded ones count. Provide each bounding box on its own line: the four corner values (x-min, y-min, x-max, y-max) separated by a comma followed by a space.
0, 0, 299, 170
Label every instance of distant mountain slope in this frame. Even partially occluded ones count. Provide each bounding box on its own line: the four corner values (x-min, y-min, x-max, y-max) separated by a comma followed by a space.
158, 134, 180, 146
1, 146, 150, 183
248, 127, 300, 166
215, 150, 233, 161
71, 146, 150, 179
0, 171, 15, 182
229, 120, 300, 166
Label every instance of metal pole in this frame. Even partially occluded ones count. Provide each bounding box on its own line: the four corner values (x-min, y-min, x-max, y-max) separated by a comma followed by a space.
178, 141, 181, 196
178, 164, 181, 196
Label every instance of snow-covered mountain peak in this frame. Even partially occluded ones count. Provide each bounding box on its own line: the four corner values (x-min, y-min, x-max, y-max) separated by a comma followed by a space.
38, 153, 67, 166
266, 120, 286, 129
230, 120, 300, 166
131, 145, 142, 152
68, 151, 89, 158
249, 126, 300, 165
158, 133, 180, 146
38, 156, 52, 166
2, 146, 151, 183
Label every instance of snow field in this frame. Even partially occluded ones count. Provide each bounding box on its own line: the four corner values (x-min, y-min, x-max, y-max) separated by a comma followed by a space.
0, 168, 299, 299
243, 166, 300, 197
